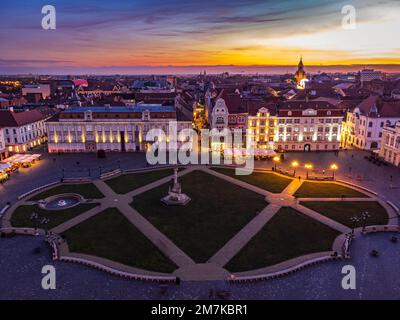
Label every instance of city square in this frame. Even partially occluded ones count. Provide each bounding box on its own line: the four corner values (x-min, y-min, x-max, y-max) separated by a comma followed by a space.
1, 148, 399, 299
0, 0, 400, 305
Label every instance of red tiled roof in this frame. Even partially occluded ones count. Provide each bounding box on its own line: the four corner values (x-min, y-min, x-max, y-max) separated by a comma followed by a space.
277, 100, 343, 117
0, 108, 57, 127
217, 89, 270, 115
356, 95, 380, 115
352, 95, 400, 118
379, 102, 400, 117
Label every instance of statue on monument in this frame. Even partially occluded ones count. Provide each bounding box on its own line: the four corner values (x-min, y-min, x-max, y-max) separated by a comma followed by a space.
161, 167, 191, 205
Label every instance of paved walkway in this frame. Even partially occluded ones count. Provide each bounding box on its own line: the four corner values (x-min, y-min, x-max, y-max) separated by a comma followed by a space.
57, 176, 195, 267
293, 203, 351, 233
127, 167, 195, 198
51, 206, 103, 234
116, 202, 195, 267
209, 204, 281, 266
3, 163, 398, 281
282, 178, 303, 196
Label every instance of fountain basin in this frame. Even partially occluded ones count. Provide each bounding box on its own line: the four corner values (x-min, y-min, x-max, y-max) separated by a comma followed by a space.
38, 194, 84, 211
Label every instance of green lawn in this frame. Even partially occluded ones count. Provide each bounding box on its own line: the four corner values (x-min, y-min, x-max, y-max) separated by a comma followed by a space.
105, 168, 177, 194
62, 208, 177, 273
299, 201, 389, 228
11, 203, 98, 230
132, 170, 268, 263
294, 182, 368, 198
211, 167, 292, 193
225, 207, 340, 272
30, 183, 104, 200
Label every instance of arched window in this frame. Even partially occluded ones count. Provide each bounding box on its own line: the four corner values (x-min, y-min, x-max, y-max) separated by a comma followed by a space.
370, 142, 378, 149
396, 137, 400, 149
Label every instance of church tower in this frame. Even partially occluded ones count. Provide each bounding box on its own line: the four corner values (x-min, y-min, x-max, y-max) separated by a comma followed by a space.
295, 56, 307, 88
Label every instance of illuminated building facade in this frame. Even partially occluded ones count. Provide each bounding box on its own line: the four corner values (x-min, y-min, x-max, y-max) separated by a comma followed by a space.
341, 96, 400, 150
247, 107, 277, 148
192, 101, 208, 131
0, 127, 7, 160
209, 95, 342, 152
379, 122, 400, 167
249, 101, 343, 152
0, 109, 54, 154
46, 105, 192, 153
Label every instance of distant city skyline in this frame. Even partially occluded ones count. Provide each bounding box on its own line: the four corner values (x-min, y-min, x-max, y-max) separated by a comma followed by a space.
0, 0, 399, 74
2, 64, 400, 76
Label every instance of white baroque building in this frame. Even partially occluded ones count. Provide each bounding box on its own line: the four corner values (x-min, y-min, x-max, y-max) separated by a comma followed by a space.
0, 108, 55, 154
379, 122, 400, 167
46, 105, 192, 153
210, 98, 229, 131
341, 96, 400, 150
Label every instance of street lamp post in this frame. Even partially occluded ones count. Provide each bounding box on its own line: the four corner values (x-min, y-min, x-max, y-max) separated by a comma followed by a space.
330, 164, 338, 179
350, 216, 360, 236
361, 211, 370, 232
291, 161, 299, 177
304, 163, 313, 180
273, 156, 280, 171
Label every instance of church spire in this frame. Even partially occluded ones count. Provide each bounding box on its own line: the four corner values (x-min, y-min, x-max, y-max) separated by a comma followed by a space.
298, 56, 304, 69
295, 56, 307, 88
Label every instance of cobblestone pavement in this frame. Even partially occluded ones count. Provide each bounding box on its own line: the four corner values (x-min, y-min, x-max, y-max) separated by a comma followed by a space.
1, 232, 399, 300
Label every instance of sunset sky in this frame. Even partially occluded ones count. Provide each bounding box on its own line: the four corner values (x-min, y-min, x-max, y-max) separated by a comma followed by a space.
0, 0, 399, 74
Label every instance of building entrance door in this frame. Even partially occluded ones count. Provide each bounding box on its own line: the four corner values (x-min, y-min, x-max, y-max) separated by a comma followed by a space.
120, 131, 126, 152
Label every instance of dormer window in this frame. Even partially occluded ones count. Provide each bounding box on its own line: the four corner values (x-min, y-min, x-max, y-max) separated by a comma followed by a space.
143, 110, 150, 121
84, 111, 93, 121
